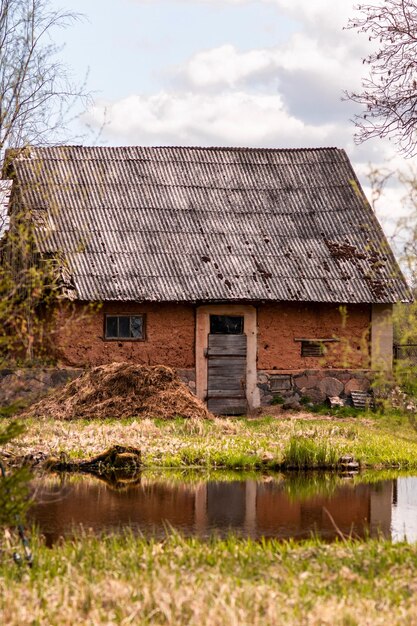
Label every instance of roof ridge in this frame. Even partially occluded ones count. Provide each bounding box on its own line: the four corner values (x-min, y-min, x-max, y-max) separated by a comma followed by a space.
27, 145, 342, 153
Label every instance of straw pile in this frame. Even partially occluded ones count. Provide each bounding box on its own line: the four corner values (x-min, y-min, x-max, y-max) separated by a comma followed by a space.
24, 363, 212, 420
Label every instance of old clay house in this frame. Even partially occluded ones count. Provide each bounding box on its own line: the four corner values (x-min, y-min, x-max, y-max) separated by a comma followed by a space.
2, 146, 411, 414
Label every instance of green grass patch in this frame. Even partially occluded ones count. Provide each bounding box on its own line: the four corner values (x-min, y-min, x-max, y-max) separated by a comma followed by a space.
5, 410, 417, 470
282, 435, 339, 469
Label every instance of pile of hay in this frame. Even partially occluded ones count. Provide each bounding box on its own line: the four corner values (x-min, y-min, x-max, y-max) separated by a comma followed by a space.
24, 363, 212, 420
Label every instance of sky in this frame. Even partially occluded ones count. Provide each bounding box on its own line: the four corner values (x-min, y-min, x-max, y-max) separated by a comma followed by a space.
51, 0, 411, 235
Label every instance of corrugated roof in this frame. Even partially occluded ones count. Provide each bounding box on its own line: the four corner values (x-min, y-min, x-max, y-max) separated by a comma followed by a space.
6, 145, 411, 304
0, 179, 12, 240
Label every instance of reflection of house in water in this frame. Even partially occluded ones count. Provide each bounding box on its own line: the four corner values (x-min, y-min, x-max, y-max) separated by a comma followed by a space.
29, 477, 393, 546
200, 480, 392, 540
391, 477, 417, 542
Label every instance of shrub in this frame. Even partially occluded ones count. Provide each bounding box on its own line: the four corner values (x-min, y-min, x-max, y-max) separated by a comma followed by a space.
0, 421, 30, 529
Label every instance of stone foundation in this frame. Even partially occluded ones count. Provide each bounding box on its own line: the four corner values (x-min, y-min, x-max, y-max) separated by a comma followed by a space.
257, 369, 372, 406
176, 368, 196, 393
0, 367, 83, 407
0, 366, 197, 409
1, 365, 372, 412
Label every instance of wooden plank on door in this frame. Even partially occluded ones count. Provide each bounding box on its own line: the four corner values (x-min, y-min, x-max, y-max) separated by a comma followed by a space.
208, 398, 247, 415
207, 334, 247, 415
207, 336, 247, 357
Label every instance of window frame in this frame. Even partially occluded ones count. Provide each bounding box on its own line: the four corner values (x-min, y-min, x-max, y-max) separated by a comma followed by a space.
209, 314, 244, 335
294, 337, 340, 358
104, 314, 146, 342
300, 340, 325, 357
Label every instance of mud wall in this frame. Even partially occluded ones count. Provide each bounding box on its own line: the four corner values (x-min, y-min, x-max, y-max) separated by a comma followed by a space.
50, 301, 371, 380
52, 302, 196, 369
257, 302, 371, 370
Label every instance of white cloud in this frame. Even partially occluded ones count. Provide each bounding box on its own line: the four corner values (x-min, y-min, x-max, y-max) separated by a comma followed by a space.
89, 1, 391, 161
173, 23, 370, 130
101, 0, 372, 148
86, 2, 379, 155
181, 44, 274, 89
86, 0, 410, 271
87, 90, 336, 147
267, 0, 354, 30
179, 32, 364, 94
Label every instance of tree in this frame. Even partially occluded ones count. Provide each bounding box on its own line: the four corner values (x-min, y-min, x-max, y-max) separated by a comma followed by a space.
0, 205, 57, 364
346, 0, 417, 156
0, 0, 88, 156
0, 1, 89, 365
367, 164, 417, 287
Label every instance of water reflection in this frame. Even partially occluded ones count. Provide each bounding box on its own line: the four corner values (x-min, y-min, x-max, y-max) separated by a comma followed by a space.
27, 472, 405, 546
392, 477, 417, 542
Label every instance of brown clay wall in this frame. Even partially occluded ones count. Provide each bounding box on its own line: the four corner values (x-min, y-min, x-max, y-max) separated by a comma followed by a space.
51, 300, 371, 382
52, 302, 196, 368
257, 302, 371, 370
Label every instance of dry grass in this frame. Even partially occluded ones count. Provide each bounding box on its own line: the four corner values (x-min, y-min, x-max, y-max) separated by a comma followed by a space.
22, 363, 211, 421
1, 533, 417, 625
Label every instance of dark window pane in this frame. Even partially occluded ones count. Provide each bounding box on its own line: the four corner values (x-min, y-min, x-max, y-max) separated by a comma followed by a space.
210, 315, 244, 335
106, 314, 144, 340
106, 316, 118, 338
131, 316, 143, 338
118, 316, 130, 338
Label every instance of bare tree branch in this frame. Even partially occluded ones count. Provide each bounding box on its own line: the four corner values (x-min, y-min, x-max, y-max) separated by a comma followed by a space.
0, 1, 91, 365
345, 0, 417, 156
0, 0, 90, 158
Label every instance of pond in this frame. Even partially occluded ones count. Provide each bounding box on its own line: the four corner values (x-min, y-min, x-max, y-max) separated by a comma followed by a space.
28, 472, 417, 546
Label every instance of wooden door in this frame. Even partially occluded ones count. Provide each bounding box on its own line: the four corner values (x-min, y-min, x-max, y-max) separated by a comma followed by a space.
207, 334, 247, 415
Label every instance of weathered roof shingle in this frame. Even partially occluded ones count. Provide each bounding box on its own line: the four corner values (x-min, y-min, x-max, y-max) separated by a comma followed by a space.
8, 145, 411, 304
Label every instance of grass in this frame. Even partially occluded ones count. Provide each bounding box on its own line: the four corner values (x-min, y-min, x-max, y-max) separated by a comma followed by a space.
309, 404, 373, 418
4, 409, 417, 470
282, 435, 339, 469
2, 532, 417, 625
3, 408, 417, 624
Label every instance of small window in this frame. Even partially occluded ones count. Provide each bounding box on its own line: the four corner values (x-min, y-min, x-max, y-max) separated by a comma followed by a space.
210, 315, 244, 335
301, 341, 324, 357
105, 315, 144, 340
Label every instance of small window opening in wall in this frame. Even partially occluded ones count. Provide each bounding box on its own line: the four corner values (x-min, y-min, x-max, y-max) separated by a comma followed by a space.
105, 315, 144, 340
210, 315, 244, 335
301, 341, 325, 357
